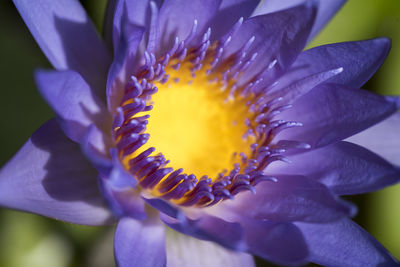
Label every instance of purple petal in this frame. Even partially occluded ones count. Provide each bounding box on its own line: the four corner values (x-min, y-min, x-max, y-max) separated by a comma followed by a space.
347, 112, 400, 166
106, 4, 145, 112
269, 141, 400, 195
251, 0, 305, 16
143, 197, 185, 221
104, 0, 161, 51
99, 179, 146, 221
114, 217, 166, 267
223, 2, 317, 86
296, 218, 399, 266
13, 0, 111, 99
252, 0, 347, 42
307, 0, 347, 40
157, 0, 222, 52
35, 70, 111, 143
208, 0, 260, 41
268, 67, 343, 104
244, 219, 308, 265
81, 124, 113, 175
98, 149, 146, 220
221, 175, 356, 223
0, 119, 113, 225
276, 83, 398, 148
110, 0, 158, 49
160, 211, 246, 251
165, 230, 255, 267
102, 0, 118, 50
286, 38, 391, 89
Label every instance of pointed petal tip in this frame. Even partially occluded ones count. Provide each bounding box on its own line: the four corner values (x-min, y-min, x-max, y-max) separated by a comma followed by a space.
374, 37, 392, 56
376, 36, 392, 46
385, 96, 400, 109
373, 37, 392, 61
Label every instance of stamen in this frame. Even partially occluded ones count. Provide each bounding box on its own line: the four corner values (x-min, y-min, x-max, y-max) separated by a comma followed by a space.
176, 40, 186, 54
111, 19, 305, 208
162, 177, 193, 200
157, 168, 184, 193
167, 37, 180, 56
218, 17, 243, 50
184, 19, 198, 45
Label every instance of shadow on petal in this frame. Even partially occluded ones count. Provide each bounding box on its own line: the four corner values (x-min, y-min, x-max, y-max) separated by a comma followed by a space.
53, 16, 111, 100
0, 119, 115, 225
33, 121, 107, 208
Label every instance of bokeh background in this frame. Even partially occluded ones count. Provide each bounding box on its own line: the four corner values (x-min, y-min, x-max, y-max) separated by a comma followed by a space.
0, 1, 399, 266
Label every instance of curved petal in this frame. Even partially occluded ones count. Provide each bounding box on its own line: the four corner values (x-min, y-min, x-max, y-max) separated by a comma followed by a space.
81, 124, 115, 183
13, 0, 111, 99
143, 197, 185, 221
276, 83, 398, 149
157, 0, 222, 52
222, 2, 317, 86
104, 0, 162, 51
100, 182, 146, 221
106, 4, 145, 112
208, 0, 260, 41
252, 0, 347, 41
98, 149, 146, 221
111, 0, 156, 47
279, 38, 391, 90
0, 119, 113, 226
103, 0, 118, 50
269, 141, 400, 195
244, 219, 308, 265
347, 112, 400, 166
251, 0, 304, 16
219, 175, 356, 223
267, 67, 343, 104
160, 211, 246, 251
99, 179, 146, 221
296, 218, 399, 266
35, 70, 111, 143
307, 0, 347, 40
165, 230, 255, 267
114, 216, 166, 267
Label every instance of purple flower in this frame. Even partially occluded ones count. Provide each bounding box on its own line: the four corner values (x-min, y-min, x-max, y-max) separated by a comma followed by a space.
1, 0, 400, 266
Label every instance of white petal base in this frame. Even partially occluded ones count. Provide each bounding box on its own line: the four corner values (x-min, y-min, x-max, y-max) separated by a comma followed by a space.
165, 229, 255, 267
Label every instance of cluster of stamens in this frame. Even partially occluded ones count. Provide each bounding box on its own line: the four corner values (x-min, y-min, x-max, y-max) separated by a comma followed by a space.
112, 18, 306, 207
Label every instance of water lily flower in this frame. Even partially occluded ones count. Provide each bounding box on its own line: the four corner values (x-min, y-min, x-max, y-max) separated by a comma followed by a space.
1, 0, 400, 266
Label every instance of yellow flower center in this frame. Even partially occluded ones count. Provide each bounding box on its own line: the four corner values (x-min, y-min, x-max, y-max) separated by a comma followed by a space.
113, 31, 279, 207
147, 60, 254, 179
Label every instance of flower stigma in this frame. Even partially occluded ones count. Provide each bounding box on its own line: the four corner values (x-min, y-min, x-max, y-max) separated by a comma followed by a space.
112, 19, 297, 207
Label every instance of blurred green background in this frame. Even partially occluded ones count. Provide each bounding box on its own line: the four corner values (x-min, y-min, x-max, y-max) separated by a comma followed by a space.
0, 1, 399, 266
